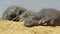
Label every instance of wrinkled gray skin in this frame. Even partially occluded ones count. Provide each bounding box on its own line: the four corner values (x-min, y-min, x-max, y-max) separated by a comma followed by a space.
19, 8, 60, 27
38, 8, 60, 26
19, 10, 40, 27
2, 6, 27, 21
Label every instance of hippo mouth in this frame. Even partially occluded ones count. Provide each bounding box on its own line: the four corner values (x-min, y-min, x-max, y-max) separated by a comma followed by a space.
8, 14, 16, 20
7, 14, 19, 22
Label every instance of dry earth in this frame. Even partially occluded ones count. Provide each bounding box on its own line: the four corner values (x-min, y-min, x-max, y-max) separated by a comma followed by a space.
0, 19, 60, 34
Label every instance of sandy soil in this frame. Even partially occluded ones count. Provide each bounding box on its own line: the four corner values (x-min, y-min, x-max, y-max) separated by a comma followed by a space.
0, 19, 60, 34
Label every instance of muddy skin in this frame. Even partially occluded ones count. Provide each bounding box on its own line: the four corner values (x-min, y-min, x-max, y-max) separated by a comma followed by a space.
2, 6, 27, 22
19, 10, 41, 27
38, 8, 60, 26
19, 8, 60, 27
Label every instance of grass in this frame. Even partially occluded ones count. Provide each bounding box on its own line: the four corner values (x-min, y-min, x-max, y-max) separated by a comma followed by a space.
0, 18, 60, 34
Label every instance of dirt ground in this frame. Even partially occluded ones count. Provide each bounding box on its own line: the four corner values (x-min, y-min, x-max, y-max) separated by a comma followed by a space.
0, 19, 60, 34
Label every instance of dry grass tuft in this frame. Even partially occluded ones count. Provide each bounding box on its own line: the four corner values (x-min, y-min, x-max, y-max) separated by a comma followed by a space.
0, 18, 60, 34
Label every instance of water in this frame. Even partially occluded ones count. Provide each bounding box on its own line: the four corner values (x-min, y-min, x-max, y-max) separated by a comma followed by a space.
0, 0, 60, 17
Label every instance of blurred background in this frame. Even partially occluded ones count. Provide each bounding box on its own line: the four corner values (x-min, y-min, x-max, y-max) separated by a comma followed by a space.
0, 0, 60, 17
